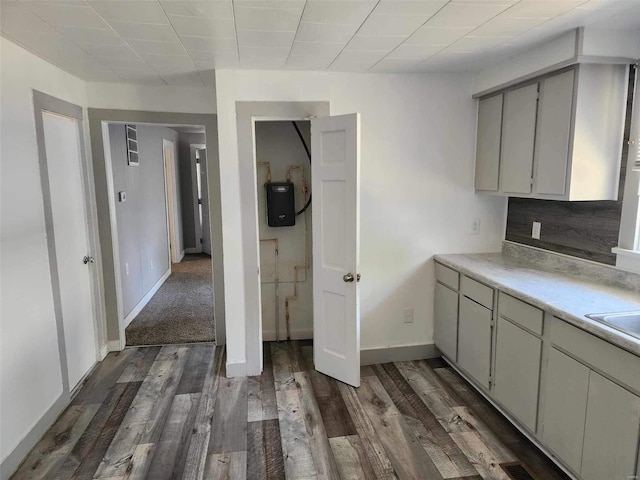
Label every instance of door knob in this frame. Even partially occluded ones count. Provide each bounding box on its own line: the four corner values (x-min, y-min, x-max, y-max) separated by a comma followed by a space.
83, 256, 95, 264
343, 273, 354, 282
357, 274, 361, 282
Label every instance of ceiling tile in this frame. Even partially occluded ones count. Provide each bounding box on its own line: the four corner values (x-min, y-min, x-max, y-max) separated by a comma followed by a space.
237, 30, 296, 48
424, 2, 512, 28
95, 56, 149, 69
141, 53, 194, 66
588, 6, 640, 28
327, 59, 373, 72
405, 26, 473, 45
285, 55, 335, 70
77, 70, 122, 82
56, 26, 126, 46
180, 35, 237, 52
446, 35, 509, 53
346, 35, 406, 51
235, 1, 305, 9
358, 14, 431, 36
88, 1, 169, 24
21, 1, 109, 28
193, 60, 216, 70
187, 49, 239, 62
295, 22, 359, 43
81, 43, 140, 59
234, 6, 302, 31
335, 49, 387, 64
386, 43, 443, 59
290, 41, 345, 56
198, 68, 216, 86
159, 1, 233, 18
369, 57, 421, 72
168, 15, 236, 37
373, 1, 449, 17
0, 2, 58, 34
109, 21, 178, 42
301, 1, 377, 25
239, 46, 289, 68
501, 1, 585, 19
127, 39, 186, 55
115, 70, 167, 84
470, 16, 546, 36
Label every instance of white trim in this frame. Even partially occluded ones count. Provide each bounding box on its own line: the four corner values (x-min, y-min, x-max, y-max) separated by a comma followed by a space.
123, 268, 171, 329
225, 360, 247, 378
98, 343, 109, 361
360, 343, 440, 366
108, 339, 123, 352
613, 247, 640, 274
190, 143, 206, 253
0, 394, 68, 480
178, 249, 185, 262
163, 138, 180, 264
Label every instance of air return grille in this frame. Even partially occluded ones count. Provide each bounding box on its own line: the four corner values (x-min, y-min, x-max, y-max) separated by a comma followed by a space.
500, 462, 536, 480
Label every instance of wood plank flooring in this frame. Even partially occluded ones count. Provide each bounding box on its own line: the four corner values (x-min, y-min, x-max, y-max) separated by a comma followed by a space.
11, 342, 569, 480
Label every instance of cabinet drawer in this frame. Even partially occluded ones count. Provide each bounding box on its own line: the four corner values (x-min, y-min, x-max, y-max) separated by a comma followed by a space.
460, 275, 494, 310
550, 317, 640, 393
435, 262, 459, 290
498, 293, 543, 335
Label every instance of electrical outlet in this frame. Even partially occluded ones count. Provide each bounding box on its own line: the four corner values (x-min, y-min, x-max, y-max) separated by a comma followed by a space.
471, 218, 481, 235
532, 221, 541, 240
403, 308, 414, 324
125, 262, 129, 276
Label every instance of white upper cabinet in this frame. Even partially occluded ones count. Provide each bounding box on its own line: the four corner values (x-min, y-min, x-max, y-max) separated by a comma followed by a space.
475, 63, 628, 201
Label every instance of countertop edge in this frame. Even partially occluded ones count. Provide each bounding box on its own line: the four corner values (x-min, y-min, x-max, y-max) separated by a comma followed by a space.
434, 254, 640, 357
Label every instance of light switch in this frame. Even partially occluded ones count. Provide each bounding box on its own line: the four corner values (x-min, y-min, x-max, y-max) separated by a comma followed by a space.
119, 191, 126, 202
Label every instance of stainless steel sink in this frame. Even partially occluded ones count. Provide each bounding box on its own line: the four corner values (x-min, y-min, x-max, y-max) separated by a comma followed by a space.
586, 311, 640, 339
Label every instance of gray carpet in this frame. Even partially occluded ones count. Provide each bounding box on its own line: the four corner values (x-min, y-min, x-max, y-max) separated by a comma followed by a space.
125, 254, 215, 346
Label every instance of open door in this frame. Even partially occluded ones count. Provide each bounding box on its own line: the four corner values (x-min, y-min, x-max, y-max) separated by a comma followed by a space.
311, 113, 361, 387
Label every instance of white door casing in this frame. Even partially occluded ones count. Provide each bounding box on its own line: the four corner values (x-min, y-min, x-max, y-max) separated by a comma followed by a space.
199, 149, 212, 256
163, 139, 179, 264
42, 111, 97, 390
311, 113, 361, 388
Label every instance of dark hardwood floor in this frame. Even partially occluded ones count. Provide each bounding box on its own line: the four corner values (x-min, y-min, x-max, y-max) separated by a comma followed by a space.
11, 341, 569, 480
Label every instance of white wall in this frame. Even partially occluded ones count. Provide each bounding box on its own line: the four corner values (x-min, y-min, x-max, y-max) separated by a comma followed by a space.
215, 69, 507, 374
0, 37, 91, 468
86, 82, 216, 114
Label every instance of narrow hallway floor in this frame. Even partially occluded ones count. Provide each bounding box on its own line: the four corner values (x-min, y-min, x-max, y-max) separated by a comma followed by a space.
12, 342, 569, 480
125, 254, 214, 346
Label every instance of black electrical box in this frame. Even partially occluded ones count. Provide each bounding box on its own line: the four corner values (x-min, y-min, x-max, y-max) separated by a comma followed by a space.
266, 182, 295, 227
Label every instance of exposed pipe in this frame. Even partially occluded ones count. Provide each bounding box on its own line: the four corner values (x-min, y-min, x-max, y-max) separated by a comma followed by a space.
257, 161, 272, 183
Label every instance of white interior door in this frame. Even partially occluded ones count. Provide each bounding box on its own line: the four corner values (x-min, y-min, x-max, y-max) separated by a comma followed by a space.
43, 111, 96, 390
199, 149, 212, 255
311, 113, 361, 387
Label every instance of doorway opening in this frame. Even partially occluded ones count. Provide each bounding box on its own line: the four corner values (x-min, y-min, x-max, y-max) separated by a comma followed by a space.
102, 122, 214, 346
255, 120, 313, 342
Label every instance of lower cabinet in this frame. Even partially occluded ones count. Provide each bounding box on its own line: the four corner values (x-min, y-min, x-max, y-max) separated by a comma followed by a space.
434, 282, 458, 361
493, 317, 542, 432
457, 296, 492, 389
542, 347, 590, 473
581, 371, 640, 480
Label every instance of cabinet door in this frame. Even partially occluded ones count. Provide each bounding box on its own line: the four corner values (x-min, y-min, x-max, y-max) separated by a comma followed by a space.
500, 83, 538, 194
494, 317, 542, 432
458, 296, 492, 389
581, 371, 640, 480
542, 348, 589, 473
434, 282, 458, 361
535, 69, 575, 196
475, 93, 503, 192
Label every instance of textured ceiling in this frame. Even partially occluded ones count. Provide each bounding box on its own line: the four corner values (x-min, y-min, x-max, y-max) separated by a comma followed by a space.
1, 0, 639, 87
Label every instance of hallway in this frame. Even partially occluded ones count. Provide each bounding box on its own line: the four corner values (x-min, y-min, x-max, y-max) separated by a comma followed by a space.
125, 254, 215, 346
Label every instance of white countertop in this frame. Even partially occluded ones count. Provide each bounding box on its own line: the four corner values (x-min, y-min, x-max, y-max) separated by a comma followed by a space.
435, 252, 640, 356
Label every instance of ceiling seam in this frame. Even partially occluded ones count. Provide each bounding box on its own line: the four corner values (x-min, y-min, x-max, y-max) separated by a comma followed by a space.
283, 0, 308, 69
231, 0, 241, 69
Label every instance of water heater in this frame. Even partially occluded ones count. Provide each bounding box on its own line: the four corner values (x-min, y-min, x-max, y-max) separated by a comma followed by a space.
266, 182, 295, 227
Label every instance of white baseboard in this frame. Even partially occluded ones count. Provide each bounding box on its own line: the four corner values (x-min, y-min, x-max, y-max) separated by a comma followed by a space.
262, 329, 313, 342
360, 343, 440, 366
177, 250, 185, 262
123, 268, 171, 329
226, 360, 247, 378
184, 247, 199, 254
0, 393, 68, 480
108, 339, 123, 352
98, 343, 109, 360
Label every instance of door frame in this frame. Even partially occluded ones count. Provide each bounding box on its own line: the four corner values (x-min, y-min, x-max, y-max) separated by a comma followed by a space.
235, 101, 329, 376
88, 110, 225, 350
162, 138, 181, 264
32, 91, 105, 396
190, 143, 206, 253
